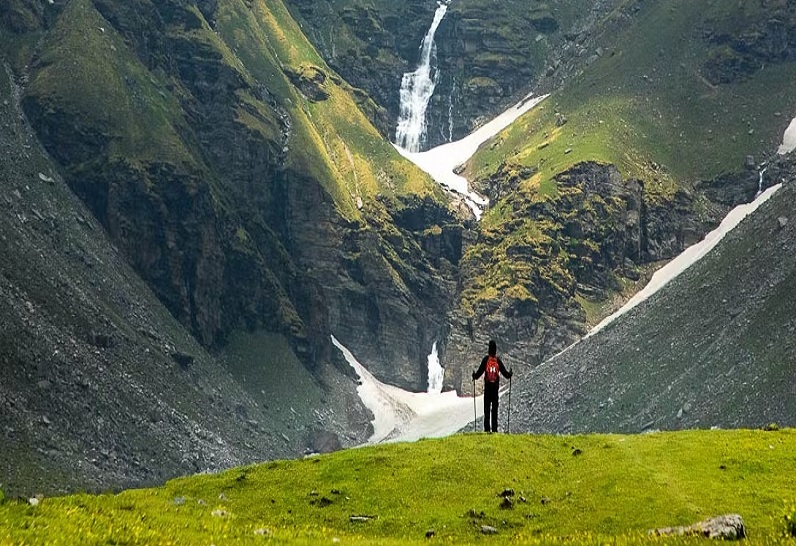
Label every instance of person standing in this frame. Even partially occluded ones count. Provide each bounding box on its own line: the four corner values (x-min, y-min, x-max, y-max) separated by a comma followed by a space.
472, 340, 512, 433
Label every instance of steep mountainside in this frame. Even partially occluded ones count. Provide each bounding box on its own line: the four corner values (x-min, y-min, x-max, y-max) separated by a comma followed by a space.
0, 62, 374, 497
510, 157, 796, 433
0, 0, 464, 391
443, 0, 796, 389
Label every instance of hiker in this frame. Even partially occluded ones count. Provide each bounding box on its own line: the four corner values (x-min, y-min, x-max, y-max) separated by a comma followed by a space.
472, 340, 512, 433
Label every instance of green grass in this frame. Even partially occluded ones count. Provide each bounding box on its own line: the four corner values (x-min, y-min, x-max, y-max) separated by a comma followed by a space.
26, 0, 194, 167
2, 430, 795, 544
470, 0, 796, 190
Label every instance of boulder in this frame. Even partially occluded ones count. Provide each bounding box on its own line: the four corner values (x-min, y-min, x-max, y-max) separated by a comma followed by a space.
650, 514, 746, 540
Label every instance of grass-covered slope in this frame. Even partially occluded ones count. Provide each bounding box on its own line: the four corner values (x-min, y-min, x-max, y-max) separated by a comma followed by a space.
470, 0, 796, 186
2, 431, 795, 544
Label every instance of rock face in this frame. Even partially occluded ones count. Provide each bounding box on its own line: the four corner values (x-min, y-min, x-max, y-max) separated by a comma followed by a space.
282, 0, 438, 140
445, 161, 717, 392
702, 10, 796, 85
651, 514, 746, 540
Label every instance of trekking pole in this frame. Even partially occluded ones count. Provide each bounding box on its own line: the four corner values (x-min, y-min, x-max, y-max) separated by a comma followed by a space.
507, 374, 512, 434
472, 376, 477, 432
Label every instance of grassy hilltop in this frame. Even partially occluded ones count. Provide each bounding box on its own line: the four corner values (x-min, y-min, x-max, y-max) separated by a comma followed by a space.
2, 430, 795, 545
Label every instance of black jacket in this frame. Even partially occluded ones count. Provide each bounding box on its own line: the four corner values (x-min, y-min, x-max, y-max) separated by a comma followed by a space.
472, 355, 512, 382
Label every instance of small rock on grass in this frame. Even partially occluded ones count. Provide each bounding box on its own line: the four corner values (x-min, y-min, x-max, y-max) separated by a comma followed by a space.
650, 514, 745, 540
481, 525, 498, 535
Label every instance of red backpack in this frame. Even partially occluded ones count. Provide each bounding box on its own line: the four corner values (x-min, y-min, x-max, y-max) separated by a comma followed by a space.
485, 355, 500, 383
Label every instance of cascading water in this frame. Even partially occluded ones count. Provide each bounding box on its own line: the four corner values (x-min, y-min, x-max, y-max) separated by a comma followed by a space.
447, 86, 455, 142
394, 1, 449, 152
426, 342, 444, 394
757, 166, 768, 197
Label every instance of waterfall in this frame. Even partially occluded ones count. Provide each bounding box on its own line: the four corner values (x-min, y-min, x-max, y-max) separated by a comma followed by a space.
757, 166, 768, 197
447, 87, 454, 142
395, 2, 449, 152
426, 342, 444, 394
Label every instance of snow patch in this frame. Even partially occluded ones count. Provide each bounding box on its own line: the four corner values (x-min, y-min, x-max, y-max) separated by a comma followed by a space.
777, 116, 796, 155
587, 183, 782, 337
332, 336, 482, 443
397, 93, 549, 219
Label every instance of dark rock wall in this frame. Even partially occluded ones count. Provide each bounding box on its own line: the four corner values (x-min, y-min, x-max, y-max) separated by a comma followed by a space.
445, 162, 720, 393
282, 168, 461, 389
0, 63, 297, 496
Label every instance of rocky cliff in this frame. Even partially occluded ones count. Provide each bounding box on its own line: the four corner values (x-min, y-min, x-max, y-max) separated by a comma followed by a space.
1, 0, 463, 392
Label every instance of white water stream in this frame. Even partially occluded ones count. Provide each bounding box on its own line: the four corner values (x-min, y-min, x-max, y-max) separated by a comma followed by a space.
397, 93, 548, 218
757, 166, 768, 197
426, 342, 444, 394
394, 2, 449, 152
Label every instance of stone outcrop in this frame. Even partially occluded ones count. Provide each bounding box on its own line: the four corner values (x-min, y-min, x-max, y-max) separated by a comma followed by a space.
650, 514, 746, 540
702, 8, 796, 85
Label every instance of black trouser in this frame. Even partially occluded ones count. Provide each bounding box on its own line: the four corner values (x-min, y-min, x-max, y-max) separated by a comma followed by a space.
483, 382, 499, 432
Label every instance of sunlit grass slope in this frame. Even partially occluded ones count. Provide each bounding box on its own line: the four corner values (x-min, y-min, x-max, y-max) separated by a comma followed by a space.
470, 0, 796, 190
20, 0, 441, 223
2, 430, 795, 545
216, 0, 443, 220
